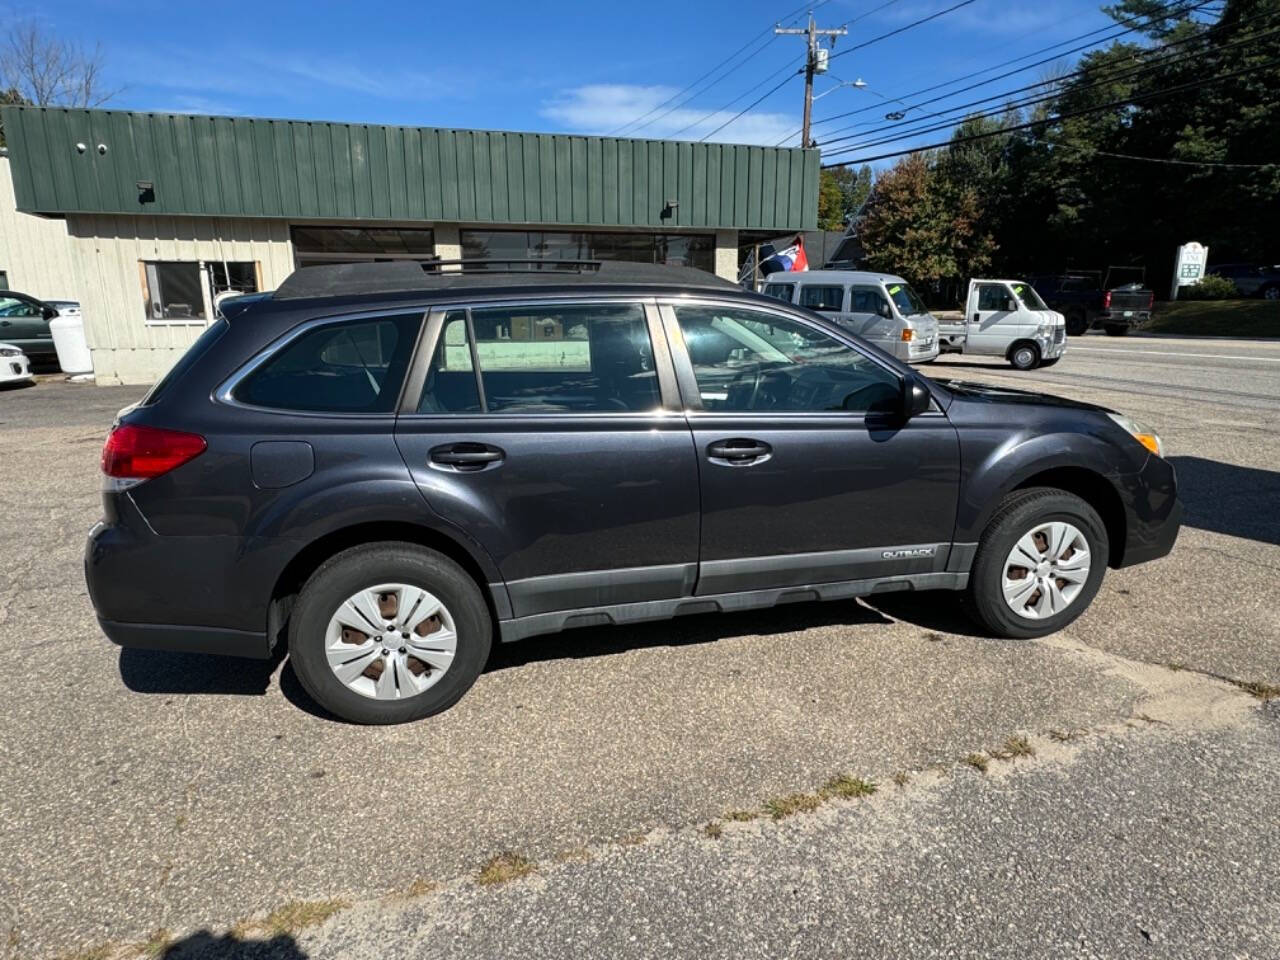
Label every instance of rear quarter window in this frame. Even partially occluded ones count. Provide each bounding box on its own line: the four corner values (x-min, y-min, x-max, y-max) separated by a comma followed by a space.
141, 319, 228, 406
233, 313, 422, 413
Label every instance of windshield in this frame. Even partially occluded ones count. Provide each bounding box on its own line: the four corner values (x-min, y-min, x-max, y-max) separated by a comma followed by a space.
1009, 282, 1049, 311
885, 282, 928, 316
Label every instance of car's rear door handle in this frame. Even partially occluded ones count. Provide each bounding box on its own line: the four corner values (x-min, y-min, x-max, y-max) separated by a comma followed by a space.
429, 443, 504, 471
707, 438, 772, 465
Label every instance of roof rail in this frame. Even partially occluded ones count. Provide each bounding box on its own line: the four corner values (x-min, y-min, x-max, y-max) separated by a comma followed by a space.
423, 258, 603, 274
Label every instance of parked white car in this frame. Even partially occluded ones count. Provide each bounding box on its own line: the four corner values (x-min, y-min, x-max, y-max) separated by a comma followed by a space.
761, 270, 940, 363
938, 279, 1067, 370
0, 342, 34, 385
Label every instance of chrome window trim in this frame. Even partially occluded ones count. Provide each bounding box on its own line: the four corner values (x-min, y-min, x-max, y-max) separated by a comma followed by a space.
213, 306, 430, 416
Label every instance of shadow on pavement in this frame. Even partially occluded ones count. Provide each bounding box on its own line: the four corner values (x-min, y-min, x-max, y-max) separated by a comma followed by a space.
859, 590, 989, 639
484, 598, 893, 672
119, 645, 286, 696
162, 930, 307, 959
1168, 455, 1280, 547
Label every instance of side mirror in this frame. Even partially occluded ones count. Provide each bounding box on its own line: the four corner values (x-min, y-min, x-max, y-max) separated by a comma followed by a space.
878, 302, 893, 319
901, 376, 932, 418
1004, 298, 1017, 312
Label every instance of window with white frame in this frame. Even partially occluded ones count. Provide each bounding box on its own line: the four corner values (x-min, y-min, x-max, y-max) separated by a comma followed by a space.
142, 260, 259, 324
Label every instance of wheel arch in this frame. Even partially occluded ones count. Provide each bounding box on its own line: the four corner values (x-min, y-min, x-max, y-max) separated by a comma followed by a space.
1011, 467, 1126, 567
269, 521, 510, 645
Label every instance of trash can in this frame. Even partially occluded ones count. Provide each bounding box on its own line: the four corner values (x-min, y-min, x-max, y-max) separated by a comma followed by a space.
49, 312, 93, 375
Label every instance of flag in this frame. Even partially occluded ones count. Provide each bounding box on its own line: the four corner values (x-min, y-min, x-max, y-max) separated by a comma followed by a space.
760, 234, 809, 274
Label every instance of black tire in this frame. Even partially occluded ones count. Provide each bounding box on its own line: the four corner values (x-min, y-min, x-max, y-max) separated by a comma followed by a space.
1104, 324, 1129, 336
1065, 311, 1088, 337
288, 542, 492, 724
1038, 357, 1060, 368
963, 487, 1109, 639
1008, 341, 1040, 370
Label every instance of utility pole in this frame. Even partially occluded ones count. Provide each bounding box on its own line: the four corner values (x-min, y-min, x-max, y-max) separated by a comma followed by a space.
775, 13, 847, 148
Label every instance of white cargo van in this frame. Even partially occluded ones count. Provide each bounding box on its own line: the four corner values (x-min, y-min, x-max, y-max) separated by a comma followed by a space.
938, 279, 1067, 370
761, 270, 940, 364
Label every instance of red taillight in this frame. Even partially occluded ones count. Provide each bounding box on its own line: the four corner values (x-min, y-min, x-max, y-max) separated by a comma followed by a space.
1102, 290, 1112, 309
1147, 291, 1155, 309
101, 424, 206, 479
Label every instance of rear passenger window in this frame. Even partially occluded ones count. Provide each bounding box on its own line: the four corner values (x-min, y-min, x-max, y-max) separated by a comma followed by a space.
799, 285, 844, 312
416, 303, 660, 414
234, 313, 421, 412
761, 283, 795, 302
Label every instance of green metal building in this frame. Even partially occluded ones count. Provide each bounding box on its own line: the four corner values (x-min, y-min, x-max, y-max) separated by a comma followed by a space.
1, 106, 818, 383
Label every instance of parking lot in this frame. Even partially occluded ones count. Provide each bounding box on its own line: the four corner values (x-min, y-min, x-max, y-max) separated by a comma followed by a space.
2, 332, 1278, 959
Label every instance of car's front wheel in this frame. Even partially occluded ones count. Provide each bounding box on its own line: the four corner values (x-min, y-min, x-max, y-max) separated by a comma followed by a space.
288, 542, 492, 724
964, 488, 1109, 639
1009, 342, 1040, 370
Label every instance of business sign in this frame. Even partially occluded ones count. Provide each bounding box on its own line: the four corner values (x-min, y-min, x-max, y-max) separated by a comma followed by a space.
1170, 241, 1209, 299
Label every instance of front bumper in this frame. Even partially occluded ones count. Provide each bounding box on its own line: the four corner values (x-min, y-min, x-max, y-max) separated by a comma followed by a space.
1115, 454, 1181, 567
1037, 331, 1067, 360
0, 355, 33, 383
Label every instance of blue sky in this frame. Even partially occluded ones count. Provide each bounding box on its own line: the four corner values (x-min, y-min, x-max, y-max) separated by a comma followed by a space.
18, 0, 1126, 164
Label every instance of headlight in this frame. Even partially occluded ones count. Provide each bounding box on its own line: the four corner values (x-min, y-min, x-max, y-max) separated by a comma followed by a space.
1107, 412, 1163, 457
0, 348, 19, 357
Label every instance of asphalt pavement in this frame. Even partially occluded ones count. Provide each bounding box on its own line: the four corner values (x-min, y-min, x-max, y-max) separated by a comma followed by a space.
0, 332, 1276, 960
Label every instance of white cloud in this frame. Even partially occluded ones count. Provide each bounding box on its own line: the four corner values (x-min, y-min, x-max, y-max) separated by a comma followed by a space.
541, 84, 800, 145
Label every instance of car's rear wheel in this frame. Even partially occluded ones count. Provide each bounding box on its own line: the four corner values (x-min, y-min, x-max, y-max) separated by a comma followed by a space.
288, 542, 491, 724
964, 488, 1109, 639
1009, 342, 1040, 370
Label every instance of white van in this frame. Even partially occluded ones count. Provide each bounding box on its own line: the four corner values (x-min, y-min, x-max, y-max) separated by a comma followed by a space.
761, 270, 940, 364
938, 279, 1067, 370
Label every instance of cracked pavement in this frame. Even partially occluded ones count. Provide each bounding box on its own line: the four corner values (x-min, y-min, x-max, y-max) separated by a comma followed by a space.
0, 333, 1277, 959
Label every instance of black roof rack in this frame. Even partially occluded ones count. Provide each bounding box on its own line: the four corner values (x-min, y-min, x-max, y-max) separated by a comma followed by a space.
274, 259, 735, 301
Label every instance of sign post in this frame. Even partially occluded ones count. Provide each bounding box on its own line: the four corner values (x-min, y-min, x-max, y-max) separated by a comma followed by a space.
1170, 242, 1209, 300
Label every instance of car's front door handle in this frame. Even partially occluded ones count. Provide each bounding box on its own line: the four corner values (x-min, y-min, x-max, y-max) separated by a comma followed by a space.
707, 438, 772, 465
429, 443, 504, 471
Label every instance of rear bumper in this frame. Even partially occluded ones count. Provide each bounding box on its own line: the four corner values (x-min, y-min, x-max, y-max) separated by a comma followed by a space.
98, 617, 271, 659
1101, 310, 1151, 327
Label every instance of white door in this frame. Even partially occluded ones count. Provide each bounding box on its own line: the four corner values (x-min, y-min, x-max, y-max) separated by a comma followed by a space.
968, 282, 1019, 355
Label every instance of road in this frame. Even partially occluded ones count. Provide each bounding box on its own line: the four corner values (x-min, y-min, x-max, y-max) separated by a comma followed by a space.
0, 333, 1276, 960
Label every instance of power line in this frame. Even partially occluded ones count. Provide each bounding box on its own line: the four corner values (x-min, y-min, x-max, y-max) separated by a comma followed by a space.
697, 70, 803, 142
816, 14, 1279, 150
607, 1, 828, 137
808, 0, 1218, 136
827, 0, 981, 63
1057, 144, 1277, 168
820, 55, 1280, 165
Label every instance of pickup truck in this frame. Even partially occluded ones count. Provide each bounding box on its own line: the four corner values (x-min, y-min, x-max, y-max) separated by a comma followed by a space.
1029, 269, 1153, 336
937, 279, 1067, 370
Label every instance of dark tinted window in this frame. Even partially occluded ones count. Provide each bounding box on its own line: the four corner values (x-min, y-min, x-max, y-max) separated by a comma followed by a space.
672, 305, 901, 414
849, 285, 889, 316
799, 285, 844, 312
235, 313, 421, 412
976, 283, 1012, 311
142, 319, 228, 406
761, 282, 795, 302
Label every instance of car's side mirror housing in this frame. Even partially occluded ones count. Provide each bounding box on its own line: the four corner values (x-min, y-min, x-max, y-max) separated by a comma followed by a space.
902, 376, 932, 418
1004, 298, 1017, 312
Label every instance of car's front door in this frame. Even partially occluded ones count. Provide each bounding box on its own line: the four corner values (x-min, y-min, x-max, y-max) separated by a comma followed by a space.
395, 299, 700, 619
968, 282, 1018, 356
662, 300, 961, 595
0, 294, 52, 356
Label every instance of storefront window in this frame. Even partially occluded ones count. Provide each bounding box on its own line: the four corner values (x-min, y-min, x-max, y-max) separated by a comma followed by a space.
461, 230, 714, 272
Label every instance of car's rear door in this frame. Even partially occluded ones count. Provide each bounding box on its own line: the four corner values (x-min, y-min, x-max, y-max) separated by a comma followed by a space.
660, 298, 961, 595
394, 298, 700, 619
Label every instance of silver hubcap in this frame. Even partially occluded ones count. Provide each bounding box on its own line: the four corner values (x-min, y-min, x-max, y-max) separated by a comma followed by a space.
324, 583, 457, 700
1002, 521, 1091, 620
1015, 348, 1034, 367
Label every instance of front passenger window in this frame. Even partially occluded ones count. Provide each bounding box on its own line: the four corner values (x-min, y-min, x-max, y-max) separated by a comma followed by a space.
672, 306, 901, 414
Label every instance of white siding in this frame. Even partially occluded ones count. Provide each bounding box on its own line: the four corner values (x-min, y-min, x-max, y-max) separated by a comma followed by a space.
65, 214, 294, 385
0, 155, 79, 301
